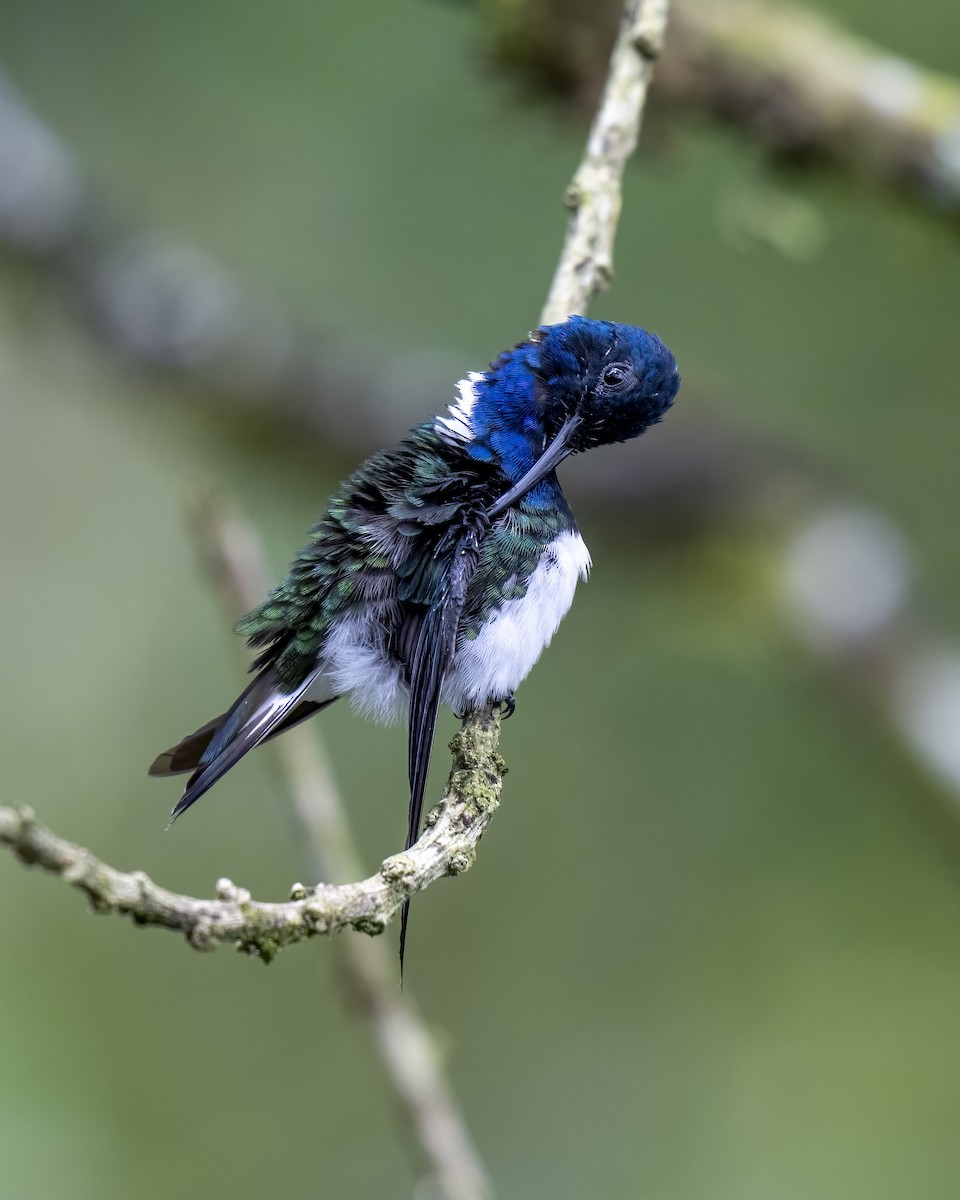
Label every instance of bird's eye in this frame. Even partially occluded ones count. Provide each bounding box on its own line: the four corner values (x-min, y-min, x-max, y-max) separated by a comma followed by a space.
600, 362, 631, 389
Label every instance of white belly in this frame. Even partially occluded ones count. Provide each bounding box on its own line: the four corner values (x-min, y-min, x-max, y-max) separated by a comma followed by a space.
311, 530, 591, 722
443, 529, 591, 713
317, 607, 407, 723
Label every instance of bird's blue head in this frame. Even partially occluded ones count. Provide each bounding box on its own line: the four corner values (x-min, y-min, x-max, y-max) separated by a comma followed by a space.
436, 317, 680, 513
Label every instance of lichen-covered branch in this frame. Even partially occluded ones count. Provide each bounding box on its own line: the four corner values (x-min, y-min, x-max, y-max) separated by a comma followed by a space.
0, 709, 503, 960
542, 0, 670, 324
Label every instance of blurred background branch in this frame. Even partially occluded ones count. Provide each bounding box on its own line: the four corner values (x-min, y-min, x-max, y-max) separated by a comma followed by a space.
2, 0, 960, 467
483, 0, 960, 228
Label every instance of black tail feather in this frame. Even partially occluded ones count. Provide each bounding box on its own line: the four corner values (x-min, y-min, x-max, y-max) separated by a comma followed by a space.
151, 670, 336, 822
399, 899, 412, 982
151, 697, 337, 780
148, 713, 228, 777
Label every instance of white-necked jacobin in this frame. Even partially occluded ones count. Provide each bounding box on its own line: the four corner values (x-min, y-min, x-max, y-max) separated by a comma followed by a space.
151, 316, 680, 969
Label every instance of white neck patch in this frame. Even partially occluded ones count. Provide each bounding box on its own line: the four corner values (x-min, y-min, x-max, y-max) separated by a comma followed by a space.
435, 371, 484, 445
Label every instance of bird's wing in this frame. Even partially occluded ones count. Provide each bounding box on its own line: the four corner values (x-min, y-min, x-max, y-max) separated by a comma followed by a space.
149, 712, 228, 776
152, 426, 496, 831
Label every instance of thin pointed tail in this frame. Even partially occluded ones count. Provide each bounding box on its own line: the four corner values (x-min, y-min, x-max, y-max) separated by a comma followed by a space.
399, 900, 411, 988
400, 709, 436, 983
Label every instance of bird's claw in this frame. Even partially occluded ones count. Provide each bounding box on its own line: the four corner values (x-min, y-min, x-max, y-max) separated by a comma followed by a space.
500, 694, 516, 720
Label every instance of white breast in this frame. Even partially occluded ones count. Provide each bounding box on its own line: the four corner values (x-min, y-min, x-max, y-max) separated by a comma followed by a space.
443, 529, 591, 714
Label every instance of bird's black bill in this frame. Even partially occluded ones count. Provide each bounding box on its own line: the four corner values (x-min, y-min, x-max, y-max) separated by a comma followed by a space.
486, 414, 581, 518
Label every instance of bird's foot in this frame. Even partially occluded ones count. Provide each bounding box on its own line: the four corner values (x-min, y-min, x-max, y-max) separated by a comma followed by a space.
500, 693, 517, 720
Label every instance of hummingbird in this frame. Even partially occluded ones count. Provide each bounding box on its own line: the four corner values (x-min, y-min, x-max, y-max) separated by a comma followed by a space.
150, 316, 680, 969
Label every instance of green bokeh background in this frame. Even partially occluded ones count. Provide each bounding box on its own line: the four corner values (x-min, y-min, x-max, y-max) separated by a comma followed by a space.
2, 2, 960, 1197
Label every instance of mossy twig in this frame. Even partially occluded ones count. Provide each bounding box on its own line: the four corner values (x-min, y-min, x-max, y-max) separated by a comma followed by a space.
0, 709, 503, 961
